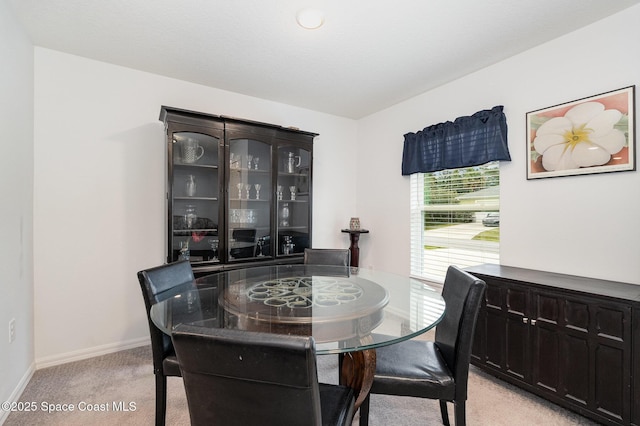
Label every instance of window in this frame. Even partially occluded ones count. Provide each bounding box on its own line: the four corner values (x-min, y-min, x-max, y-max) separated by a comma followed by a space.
410, 161, 500, 283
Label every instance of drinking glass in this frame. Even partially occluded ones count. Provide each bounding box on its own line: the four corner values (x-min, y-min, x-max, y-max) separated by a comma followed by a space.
208, 239, 219, 261
253, 157, 259, 170
289, 186, 297, 201
254, 184, 261, 200
185, 205, 197, 229
245, 183, 252, 199
247, 155, 253, 170
237, 183, 243, 199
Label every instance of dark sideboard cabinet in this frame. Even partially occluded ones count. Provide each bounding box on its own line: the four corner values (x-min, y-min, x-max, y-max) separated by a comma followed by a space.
160, 106, 316, 275
466, 264, 640, 426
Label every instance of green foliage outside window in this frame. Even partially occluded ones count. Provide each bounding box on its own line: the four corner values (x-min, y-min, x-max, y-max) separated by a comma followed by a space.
423, 164, 499, 228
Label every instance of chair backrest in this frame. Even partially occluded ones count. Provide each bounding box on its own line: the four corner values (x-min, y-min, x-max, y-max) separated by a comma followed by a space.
172, 324, 324, 426
232, 228, 256, 242
303, 248, 350, 267
137, 260, 197, 371
435, 265, 486, 399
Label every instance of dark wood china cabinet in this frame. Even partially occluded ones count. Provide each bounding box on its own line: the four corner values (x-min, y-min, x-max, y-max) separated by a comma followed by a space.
160, 106, 316, 275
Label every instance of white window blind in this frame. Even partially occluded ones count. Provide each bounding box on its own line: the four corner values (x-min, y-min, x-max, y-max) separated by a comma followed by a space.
410, 162, 500, 283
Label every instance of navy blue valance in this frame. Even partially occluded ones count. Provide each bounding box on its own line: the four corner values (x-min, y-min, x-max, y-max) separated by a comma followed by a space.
401, 106, 511, 175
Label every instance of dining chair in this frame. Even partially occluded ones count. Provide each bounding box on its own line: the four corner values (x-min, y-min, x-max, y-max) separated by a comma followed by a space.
359, 265, 486, 426
303, 248, 350, 267
231, 228, 257, 259
137, 260, 199, 426
171, 324, 356, 426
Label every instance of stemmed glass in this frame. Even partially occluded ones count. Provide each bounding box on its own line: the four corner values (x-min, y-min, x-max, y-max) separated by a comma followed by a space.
254, 184, 261, 200
208, 239, 219, 261
247, 155, 253, 170
245, 183, 252, 199
290, 186, 297, 201
277, 185, 283, 200
253, 157, 259, 170
256, 237, 264, 256
236, 183, 243, 199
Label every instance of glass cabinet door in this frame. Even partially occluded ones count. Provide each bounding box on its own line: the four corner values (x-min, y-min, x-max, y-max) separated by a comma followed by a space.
276, 145, 311, 256
170, 131, 221, 263
228, 137, 272, 261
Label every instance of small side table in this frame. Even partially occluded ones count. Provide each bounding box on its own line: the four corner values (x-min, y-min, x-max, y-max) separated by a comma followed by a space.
341, 229, 369, 267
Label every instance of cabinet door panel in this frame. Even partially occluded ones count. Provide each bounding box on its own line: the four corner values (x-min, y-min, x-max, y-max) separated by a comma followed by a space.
506, 286, 526, 315
276, 144, 311, 256
504, 285, 529, 380
562, 333, 589, 406
564, 299, 589, 333
169, 130, 222, 264
485, 283, 502, 309
532, 324, 560, 392
592, 304, 630, 423
596, 306, 625, 342
535, 293, 559, 325
228, 136, 273, 261
505, 317, 528, 380
485, 309, 505, 370
594, 344, 625, 421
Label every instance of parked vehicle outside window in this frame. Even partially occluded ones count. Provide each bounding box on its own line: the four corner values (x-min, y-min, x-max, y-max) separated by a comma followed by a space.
482, 212, 500, 227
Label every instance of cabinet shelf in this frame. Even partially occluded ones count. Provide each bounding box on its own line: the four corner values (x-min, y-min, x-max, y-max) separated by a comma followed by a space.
230, 168, 270, 174
174, 163, 219, 170
173, 229, 218, 235
278, 172, 308, 177
175, 197, 218, 201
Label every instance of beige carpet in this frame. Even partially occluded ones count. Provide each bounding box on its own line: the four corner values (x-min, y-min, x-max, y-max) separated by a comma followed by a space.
4, 345, 597, 426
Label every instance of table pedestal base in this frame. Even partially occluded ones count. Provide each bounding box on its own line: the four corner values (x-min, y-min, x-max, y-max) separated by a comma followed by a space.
339, 336, 376, 409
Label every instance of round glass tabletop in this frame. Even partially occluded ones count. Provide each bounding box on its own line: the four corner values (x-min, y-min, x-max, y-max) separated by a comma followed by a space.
150, 264, 445, 355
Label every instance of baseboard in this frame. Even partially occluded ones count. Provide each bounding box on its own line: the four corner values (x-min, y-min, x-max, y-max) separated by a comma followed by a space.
0, 363, 35, 425
35, 336, 150, 369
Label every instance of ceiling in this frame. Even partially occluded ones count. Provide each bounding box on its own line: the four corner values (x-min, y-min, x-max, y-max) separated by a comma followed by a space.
9, 0, 640, 119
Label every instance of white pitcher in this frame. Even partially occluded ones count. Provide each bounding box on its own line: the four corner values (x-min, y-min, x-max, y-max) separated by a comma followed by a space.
181, 138, 204, 164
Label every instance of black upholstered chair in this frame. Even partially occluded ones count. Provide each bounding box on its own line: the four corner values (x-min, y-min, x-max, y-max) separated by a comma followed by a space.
303, 248, 350, 267
137, 260, 198, 426
172, 324, 356, 426
359, 265, 486, 426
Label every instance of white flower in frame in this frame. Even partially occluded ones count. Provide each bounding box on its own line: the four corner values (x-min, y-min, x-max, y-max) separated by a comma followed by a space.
532, 101, 626, 171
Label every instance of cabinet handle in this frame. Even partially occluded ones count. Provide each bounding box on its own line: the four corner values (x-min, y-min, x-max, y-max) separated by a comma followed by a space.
522, 318, 529, 324
530, 319, 537, 326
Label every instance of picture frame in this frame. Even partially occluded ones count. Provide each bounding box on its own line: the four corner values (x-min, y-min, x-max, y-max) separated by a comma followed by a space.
527, 86, 635, 179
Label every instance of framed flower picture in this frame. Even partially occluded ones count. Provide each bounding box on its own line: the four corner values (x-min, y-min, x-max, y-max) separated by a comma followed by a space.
527, 86, 635, 179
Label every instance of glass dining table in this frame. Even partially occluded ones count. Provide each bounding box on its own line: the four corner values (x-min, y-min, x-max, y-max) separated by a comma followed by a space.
150, 264, 446, 408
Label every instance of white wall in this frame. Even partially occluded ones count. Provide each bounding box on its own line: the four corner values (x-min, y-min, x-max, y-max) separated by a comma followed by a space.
32, 48, 357, 364
0, 0, 35, 416
357, 4, 640, 285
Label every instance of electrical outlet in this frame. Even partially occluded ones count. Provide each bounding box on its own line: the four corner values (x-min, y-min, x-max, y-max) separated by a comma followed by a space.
9, 318, 15, 343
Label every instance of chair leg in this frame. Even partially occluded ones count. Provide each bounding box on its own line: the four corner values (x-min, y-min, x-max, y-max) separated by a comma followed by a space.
439, 400, 450, 426
358, 393, 371, 426
453, 400, 466, 426
155, 374, 167, 426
